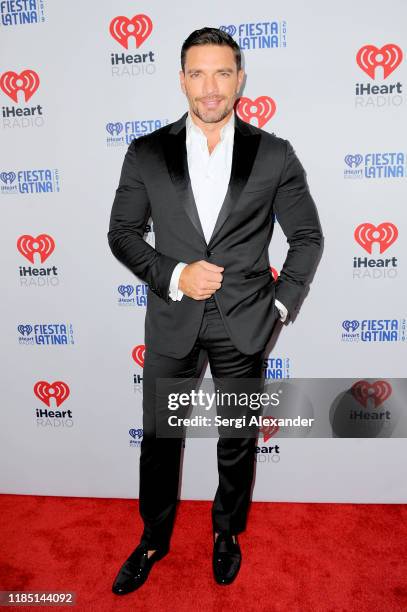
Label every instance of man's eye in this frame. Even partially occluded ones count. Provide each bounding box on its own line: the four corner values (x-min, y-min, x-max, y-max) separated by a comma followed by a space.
190, 73, 200, 78
220, 72, 230, 77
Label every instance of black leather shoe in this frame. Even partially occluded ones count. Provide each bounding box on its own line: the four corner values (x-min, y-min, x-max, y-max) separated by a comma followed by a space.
212, 532, 241, 585
112, 544, 168, 595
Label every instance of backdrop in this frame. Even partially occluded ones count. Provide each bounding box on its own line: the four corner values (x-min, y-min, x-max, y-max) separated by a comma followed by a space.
1, 0, 406, 502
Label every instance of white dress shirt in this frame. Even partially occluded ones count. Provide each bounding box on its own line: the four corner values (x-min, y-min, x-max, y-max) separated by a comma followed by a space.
168, 111, 288, 323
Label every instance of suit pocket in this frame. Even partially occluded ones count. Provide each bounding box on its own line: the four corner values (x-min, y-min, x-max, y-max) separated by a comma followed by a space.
244, 268, 272, 279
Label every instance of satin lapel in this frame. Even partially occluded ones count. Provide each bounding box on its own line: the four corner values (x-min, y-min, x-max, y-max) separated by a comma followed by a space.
207, 124, 261, 248
163, 126, 207, 246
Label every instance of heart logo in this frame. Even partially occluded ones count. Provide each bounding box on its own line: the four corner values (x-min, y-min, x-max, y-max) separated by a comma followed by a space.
17, 234, 55, 264
219, 25, 237, 37
106, 122, 123, 136
0, 69, 40, 103
17, 325, 33, 336
34, 381, 70, 407
0, 171, 16, 184
260, 421, 279, 442
356, 44, 403, 80
236, 96, 276, 128
118, 285, 134, 297
354, 222, 398, 254
342, 320, 359, 332
344, 154, 363, 168
109, 14, 153, 49
351, 380, 392, 408
132, 345, 145, 367
129, 428, 143, 439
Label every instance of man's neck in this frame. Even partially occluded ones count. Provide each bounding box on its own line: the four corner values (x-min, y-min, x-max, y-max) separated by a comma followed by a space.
188, 109, 234, 142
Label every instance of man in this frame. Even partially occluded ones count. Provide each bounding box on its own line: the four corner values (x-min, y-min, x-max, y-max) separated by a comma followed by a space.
108, 27, 323, 594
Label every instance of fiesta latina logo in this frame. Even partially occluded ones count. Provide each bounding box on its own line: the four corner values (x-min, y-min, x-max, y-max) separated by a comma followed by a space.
344, 152, 406, 179
17, 233, 59, 287
0, 0, 45, 26
109, 14, 156, 77
354, 43, 404, 108
219, 21, 287, 50
352, 222, 398, 279
117, 283, 148, 307
264, 357, 290, 379
236, 96, 276, 129
18, 323, 74, 345
105, 118, 168, 147
341, 319, 406, 342
129, 427, 143, 447
34, 380, 73, 428
0, 69, 45, 128
0, 168, 59, 194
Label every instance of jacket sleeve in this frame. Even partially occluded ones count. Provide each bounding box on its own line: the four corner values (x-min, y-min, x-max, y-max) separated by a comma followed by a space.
273, 139, 324, 318
107, 139, 180, 304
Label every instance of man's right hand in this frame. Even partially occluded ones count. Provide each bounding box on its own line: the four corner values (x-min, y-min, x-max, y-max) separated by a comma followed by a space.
179, 260, 224, 300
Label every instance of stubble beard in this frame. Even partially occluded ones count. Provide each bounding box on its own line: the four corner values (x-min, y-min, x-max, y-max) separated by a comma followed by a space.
190, 96, 235, 124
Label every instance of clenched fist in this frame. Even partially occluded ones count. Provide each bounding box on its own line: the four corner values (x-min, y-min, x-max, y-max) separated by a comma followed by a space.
179, 260, 224, 300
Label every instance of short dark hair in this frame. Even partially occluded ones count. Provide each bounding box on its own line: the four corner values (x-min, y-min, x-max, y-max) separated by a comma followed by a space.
181, 27, 242, 72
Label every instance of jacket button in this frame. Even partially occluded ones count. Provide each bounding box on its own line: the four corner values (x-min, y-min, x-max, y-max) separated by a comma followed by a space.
206, 249, 214, 257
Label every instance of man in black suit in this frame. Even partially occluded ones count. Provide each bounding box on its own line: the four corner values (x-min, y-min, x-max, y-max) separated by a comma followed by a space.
108, 28, 323, 594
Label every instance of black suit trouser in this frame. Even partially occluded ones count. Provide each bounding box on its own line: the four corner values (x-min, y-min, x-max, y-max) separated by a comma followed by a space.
139, 295, 266, 550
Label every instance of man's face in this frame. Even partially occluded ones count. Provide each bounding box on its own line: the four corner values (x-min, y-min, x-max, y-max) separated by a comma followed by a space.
180, 44, 244, 124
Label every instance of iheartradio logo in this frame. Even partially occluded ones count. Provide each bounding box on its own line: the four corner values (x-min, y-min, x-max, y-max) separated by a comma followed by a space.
132, 344, 145, 367
260, 422, 279, 442
354, 223, 398, 254
109, 14, 153, 49
342, 320, 359, 333
34, 381, 70, 407
351, 380, 392, 408
106, 122, 123, 137
356, 44, 403, 80
118, 284, 134, 297
344, 154, 363, 169
129, 428, 143, 440
17, 234, 55, 263
1, 171, 16, 185
0, 69, 40, 103
236, 96, 276, 128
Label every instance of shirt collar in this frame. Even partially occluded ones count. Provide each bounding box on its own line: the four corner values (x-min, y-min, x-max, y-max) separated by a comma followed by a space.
186, 111, 235, 145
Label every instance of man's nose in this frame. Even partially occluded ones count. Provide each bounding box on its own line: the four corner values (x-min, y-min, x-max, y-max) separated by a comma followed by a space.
202, 75, 218, 95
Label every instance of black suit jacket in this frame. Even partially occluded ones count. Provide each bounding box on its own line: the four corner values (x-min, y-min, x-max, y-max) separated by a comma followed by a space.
108, 112, 323, 358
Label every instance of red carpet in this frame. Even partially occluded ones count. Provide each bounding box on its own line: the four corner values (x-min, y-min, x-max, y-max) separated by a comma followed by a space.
1, 495, 406, 611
